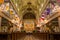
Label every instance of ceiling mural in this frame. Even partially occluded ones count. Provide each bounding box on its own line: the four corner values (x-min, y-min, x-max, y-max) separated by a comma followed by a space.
11, 0, 49, 18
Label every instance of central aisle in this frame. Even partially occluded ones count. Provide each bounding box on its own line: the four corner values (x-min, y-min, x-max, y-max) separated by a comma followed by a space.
11, 33, 49, 40
19, 34, 40, 40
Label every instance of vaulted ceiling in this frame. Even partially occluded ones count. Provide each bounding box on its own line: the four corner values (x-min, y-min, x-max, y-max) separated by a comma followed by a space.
11, 0, 49, 19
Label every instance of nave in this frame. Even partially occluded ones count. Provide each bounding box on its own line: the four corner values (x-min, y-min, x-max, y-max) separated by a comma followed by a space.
0, 0, 60, 40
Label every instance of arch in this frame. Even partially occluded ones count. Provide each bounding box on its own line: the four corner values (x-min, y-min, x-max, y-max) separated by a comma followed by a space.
23, 12, 36, 19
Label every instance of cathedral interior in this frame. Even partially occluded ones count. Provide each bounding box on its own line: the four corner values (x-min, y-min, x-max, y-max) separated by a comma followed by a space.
0, 0, 60, 40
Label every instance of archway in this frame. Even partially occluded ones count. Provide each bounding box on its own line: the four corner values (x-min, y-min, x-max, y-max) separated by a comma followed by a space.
22, 12, 36, 33
23, 12, 36, 19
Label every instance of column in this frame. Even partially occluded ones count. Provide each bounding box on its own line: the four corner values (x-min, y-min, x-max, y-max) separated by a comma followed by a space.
0, 16, 2, 32
0, 16, 2, 27
58, 16, 60, 28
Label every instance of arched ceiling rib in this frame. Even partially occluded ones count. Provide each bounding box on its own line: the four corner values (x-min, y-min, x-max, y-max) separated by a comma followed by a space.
11, 0, 49, 17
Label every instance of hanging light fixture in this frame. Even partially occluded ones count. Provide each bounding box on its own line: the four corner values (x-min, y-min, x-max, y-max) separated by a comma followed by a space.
11, 19, 15, 23
41, 3, 43, 7
39, 8, 41, 11
18, 8, 19, 11
15, 3, 17, 7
